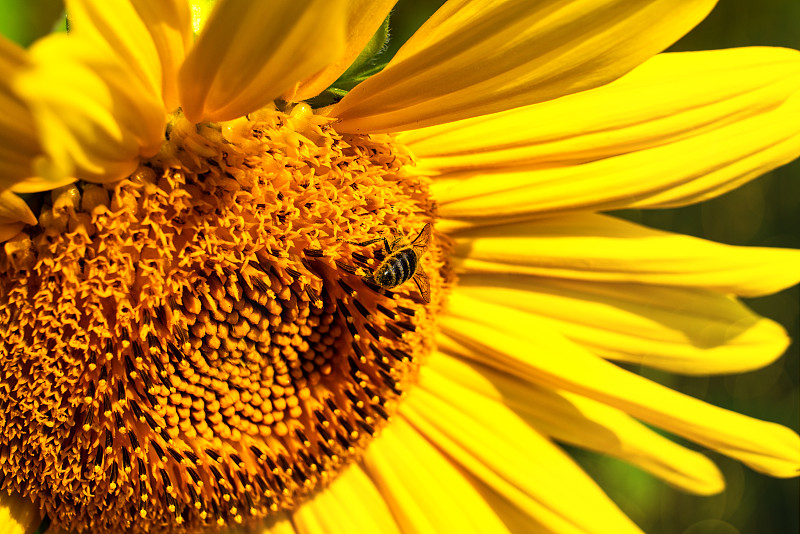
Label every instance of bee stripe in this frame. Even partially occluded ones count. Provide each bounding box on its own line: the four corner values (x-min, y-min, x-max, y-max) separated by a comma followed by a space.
397, 250, 417, 285
386, 255, 401, 286
377, 249, 417, 288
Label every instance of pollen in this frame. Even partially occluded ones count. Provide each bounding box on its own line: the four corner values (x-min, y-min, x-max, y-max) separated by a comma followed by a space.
0, 103, 450, 533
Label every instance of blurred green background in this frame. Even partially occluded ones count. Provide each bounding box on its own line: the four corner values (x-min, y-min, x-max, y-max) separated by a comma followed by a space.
0, 0, 797, 533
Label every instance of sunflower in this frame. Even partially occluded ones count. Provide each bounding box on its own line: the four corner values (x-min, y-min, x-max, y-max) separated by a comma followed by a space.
1, 0, 799, 533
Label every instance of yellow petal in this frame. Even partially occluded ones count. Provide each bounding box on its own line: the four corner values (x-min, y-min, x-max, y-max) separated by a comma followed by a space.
455, 274, 789, 375
289, 0, 397, 102
179, 0, 347, 123
404, 47, 800, 174
430, 52, 800, 222
14, 33, 165, 183
9, 175, 77, 195
332, 0, 717, 133
0, 185, 46, 244
0, 190, 36, 226
361, 415, 512, 534
449, 213, 800, 297
442, 290, 800, 478
0, 222, 25, 243
0, 36, 42, 190
428, 350, 724, 494
402, 375, 644, 534
292, 464, 401, 534
66, 0, 192, 110
0, 491, 43, 534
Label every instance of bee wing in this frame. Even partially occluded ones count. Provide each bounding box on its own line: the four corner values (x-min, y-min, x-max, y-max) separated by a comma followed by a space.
411, 222, 432, 255
412, 269, 431, 303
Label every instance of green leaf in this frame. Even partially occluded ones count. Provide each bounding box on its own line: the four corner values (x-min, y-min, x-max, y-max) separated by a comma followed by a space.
308, 12, 392, 108
337, 12, 391, 87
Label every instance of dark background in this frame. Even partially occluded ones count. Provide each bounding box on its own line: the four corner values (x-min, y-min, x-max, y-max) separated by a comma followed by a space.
1, 1, 797, 532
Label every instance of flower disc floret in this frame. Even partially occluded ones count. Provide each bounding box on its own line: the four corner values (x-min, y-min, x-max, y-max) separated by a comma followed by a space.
0, 104, 450, 533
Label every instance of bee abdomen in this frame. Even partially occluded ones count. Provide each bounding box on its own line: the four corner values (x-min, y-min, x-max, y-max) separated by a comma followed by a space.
374, 249, 417, 288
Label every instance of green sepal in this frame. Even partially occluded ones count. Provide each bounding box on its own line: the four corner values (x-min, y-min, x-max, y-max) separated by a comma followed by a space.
308, 13, 392, 108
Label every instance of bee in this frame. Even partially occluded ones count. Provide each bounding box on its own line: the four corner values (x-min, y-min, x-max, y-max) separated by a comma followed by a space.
348, 223, 432, 303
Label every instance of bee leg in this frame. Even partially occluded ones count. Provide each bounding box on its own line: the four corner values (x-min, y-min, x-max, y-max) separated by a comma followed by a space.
345, 237, 385, 247
344, 236, 392, 254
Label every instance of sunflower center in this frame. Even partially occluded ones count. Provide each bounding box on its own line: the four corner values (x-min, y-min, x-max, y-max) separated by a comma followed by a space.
0, 103, 450, 532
